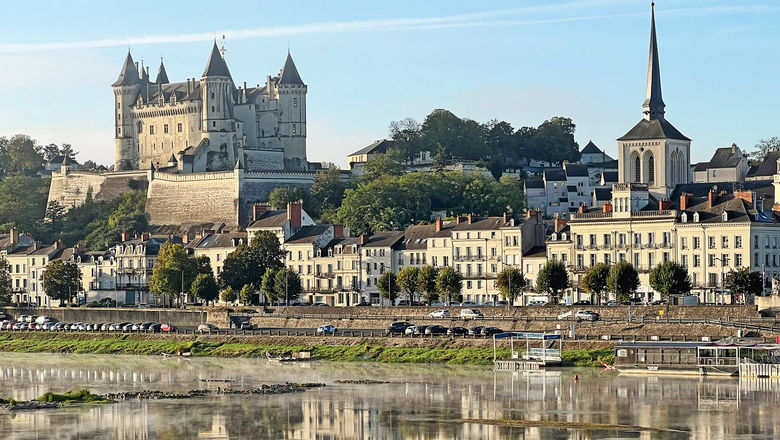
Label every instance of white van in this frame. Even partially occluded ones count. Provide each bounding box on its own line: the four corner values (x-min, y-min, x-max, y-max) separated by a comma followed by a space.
460, 309, 484, 319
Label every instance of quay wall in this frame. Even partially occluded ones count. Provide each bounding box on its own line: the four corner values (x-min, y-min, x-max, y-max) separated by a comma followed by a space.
1, 307, 208, 327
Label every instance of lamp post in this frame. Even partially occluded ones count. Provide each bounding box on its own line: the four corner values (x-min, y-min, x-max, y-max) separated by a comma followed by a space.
713, 256, 726, 305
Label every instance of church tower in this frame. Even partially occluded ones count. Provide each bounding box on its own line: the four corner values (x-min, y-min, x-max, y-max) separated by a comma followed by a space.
617, 3, 690, 199
275, 51, 308, 170
113, 51, 142, 171
200, 42, 238, 169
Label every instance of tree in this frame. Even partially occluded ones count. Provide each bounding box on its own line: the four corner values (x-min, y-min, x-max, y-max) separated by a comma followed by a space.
389, 117, 423, 162
42, 143, 60, 161
218, 231, 284, 290
274, 268, 302, 304
362, 148, 406, 180
417, 265, 439, 304
496, 267, 528, 308
725, 267, 763, 302
396, 266, 421, 302
41, 260, 82, 306
190, 273, 219, 305
149, 241, 197, 306
239, 284, 256, 305
649, 261, 692, 299
268, 186, 310, 211
0, 261, 12, 305
435, 267, 463, 305
0, 135, 44, 175
0, 176, 50, 235
220, 286, 237, 304
748, 137, 780, 165
581, 263, 611, 304
81, 160, 97, 171
607, 261, 640, 302
309, 166, 347, 221
194, 255, 212, 275
536, 260, 570, 302
377, 272, 400, 305
260, 267, 279, 303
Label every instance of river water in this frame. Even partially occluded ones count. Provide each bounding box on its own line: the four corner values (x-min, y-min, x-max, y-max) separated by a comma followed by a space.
0, 353, 779, 439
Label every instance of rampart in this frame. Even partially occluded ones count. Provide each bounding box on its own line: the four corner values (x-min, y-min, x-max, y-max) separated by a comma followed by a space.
145, 169, 240, 226
1, 307, 208, 327
47, 169, 148, 210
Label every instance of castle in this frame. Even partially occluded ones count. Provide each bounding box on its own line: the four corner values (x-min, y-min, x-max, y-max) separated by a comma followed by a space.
113, 42, 308, 173
49, 43, 318, 228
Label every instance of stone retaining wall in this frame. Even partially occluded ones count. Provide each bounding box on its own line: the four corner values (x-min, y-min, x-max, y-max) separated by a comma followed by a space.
1, 307, 208, 327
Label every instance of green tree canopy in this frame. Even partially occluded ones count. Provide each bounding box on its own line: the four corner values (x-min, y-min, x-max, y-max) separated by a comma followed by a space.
536, 260, 570, 301
649, 261, 692, 298
309, 166, 347, 221
41, 260, 82, 306
239, 284, 256, 305
274, 268, 302, 304
260, 267, 279, 303
149, 241, 197, 305
377, 272, 400, 305
362, 148, 406, 180
607, 261, 640, 302
268, 186, 311, 211
220, 286, 237, 303
496, 267, 528, 307
581, 263, 611, 304
435, 267, 463, 305
725, 267, 763, 300
417, 265, 439, 304
396, 266, 421, 302
0, 261, 13, 305
190, 272, 219, 305
0, 134, 45, 175
218, 231, 284, 290
748, 137, 780, 165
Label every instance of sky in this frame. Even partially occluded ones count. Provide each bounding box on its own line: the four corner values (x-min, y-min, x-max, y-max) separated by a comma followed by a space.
0, 0, 778, 168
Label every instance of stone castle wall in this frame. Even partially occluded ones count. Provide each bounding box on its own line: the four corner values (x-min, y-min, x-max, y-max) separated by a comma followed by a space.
48, 169, 148, 210
145, 170, 240, 226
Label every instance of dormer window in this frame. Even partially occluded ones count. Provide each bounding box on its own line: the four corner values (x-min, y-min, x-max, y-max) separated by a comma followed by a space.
693, 212, 700, 222
551, 233, 558, 241
722, 211, 728, 222
681, 212, 687, 223
561, 233, 567, 240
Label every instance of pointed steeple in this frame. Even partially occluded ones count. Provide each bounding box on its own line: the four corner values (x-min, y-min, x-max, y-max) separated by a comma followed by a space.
156, 58, 169, 84
278, 51, 304, 85
643, 2, 665, 121
112, 51, 141, 87
203, 41, 232, 79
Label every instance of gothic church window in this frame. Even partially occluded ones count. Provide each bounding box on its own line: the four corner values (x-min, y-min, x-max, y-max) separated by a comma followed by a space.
634, 156, 641, 183
648, 155, 655, 183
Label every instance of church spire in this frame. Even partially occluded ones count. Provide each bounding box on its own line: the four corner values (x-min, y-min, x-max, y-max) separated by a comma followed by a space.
112, 51, 140, 87
643, 2, 665, 121
156, 57, 169, 84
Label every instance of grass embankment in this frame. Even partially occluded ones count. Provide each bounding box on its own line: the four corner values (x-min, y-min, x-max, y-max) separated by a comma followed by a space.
0, 333, 613, 366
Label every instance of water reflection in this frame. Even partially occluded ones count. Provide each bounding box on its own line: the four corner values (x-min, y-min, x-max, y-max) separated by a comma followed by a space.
0, 353, 779, 439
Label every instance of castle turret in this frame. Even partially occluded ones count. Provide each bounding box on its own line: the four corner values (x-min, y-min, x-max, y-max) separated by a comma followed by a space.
275, 51, 307, 170
156, 59, 169, 84
201, 42, 235, 133
113, 51, 142, 170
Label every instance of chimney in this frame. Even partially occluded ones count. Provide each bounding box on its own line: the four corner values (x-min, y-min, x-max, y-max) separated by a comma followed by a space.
554, 216, 567, 233
187, 78, 191, 94
578, 204, 587, 214
602, 200, 613, 213
467, 213, 474, 224
456, 215, 464, 225
659, 198, 672, 211
680, 192, 692, 211
360, 234, 369, 245
141, 232, 151, 241
182, 234, 189, 245
287, 201, 302, 229
732, 143, 737, 154
253, 202, 271, 221
708, 188, 718, 208
56, 239, 65, 250
435, 217, 443, 232
502, 212, 511, 223
9, 227, 17, 246
121, 232, 129, 242
333, 224, 344, 239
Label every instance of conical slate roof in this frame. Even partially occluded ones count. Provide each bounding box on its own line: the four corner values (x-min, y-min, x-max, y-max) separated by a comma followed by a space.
203, 42, 232, 78
112, 51, 141, 86
156, 60, 169, 84
278, 52, 304, 85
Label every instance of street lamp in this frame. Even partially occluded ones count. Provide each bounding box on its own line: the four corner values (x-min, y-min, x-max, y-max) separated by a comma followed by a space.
712, 256, 726, 305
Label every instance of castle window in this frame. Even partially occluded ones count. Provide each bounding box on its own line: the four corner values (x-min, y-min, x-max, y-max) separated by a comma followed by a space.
177, 123, 182, 133
212, 121, 216, 128
164, 124, 169, 134
293, 97, 298, 107
211, 92, 215, 99
117, 128, 121, 135
211, 106, 215, 112
292, 124, 297, 134
150, 125, 155, 135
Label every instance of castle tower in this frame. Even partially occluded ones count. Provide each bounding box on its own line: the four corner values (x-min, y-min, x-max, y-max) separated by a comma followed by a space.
275, 51, 308, 170
112, 51, 142, 171
617, 3, 690, 200
156, 58, 169, 84
199, 42, 238, 169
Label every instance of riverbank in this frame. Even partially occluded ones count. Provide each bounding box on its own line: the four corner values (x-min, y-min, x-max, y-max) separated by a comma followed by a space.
0, 333, 613, 366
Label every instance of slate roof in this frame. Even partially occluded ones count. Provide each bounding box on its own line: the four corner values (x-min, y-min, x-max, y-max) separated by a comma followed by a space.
618, 118, 690, 141
707, 147, 744, 168
580, 141, 602, 154
278, 52, 304, 85
524, 180, 544, 189
349, 139, 395, 157
746, 151, 780, 179
399, 222, 455, 250
564, 164, 589, 177
601, 171, 618, 183
543, 168, 566, 181
451, 216, 521, 231
187, 231, 248, 250
285, 225, 331, 245
523, 245, 547, 259
693, 162, 709, 172
247, 211, 288, 228
320, 237, 361, 254
594, 187, 612, 202
360, 231, 405, 248
113, 52, 140, 86
203, 42, 232, 78
668, 181, 777, 224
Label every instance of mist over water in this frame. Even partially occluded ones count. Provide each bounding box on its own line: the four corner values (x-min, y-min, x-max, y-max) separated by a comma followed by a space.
0, 353, 779, 439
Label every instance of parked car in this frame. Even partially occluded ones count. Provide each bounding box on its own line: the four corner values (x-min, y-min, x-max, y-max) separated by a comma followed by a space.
460, 309, 484, 319
161, 323, 177, 333
12, 322, 25, 330
0, 321, 12, 330
572, 300, 592, 306
469, 326, 485, 336
121, 323, 135, 332
148, 323, 163, 333
356, 301, 372, 306
385, 321, 413, 336
411, 325, 429, 336
313, 302, 329, 307
650, 299, 667, 305
461, 301, 478, 306
316, 324, 338, 335
447, 326, 468, 336
239, 321, 254, 330
425, 325, 448, 335
575, 310, 600, 321
404, 326, 418, 336
603, 300, 618, 306
527, 300, 548, 306
197, 323, 219, 333
428, 310, 450, 318
480, 327, 503, 337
